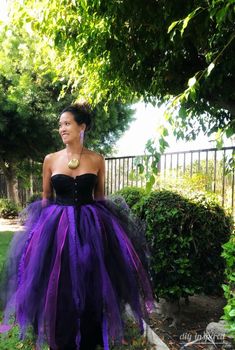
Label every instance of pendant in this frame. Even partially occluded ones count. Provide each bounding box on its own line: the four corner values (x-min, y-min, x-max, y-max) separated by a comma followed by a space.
68, 159, 80, 169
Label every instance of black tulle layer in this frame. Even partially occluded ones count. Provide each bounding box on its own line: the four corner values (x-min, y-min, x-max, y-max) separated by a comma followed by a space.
0, 197, 154, 350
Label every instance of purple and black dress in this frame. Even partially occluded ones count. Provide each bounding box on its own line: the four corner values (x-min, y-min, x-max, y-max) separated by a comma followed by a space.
0, 173, 154, 350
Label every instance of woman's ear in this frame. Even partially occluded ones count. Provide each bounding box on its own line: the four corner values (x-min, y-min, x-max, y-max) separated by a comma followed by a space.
81, 123, 86, 132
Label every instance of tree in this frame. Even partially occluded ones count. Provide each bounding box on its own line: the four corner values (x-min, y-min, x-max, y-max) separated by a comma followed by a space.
0, 24, 135, 203
0, 26, 72, 203
11, 0, 235, 140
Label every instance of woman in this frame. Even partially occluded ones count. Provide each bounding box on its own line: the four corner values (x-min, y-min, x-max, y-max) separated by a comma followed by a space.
0, 103, 154, 350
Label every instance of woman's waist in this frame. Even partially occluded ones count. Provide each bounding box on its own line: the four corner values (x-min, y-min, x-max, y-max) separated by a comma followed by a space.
55, 195, 95, 206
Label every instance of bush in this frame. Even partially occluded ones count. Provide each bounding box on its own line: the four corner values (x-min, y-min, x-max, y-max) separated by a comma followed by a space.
115, 187, 233, 301
115, 186, 146, 209
0, 199, 20, 219
222, 234, 235, 337
130, 189, 233, 301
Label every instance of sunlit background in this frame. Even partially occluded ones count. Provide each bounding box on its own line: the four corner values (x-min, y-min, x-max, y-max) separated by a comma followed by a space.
0, 0, 234, 156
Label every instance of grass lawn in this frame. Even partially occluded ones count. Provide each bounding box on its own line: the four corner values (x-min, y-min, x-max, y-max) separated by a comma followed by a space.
0, 231, 14, 267
0, 231, 153, 349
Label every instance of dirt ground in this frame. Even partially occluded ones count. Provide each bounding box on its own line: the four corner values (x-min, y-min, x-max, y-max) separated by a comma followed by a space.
0, 217, 23, 232
149, 295, 234, 350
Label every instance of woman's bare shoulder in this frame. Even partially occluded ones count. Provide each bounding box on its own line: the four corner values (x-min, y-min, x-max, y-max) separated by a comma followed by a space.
85, 148, 105, 162
44, 150, 64, 162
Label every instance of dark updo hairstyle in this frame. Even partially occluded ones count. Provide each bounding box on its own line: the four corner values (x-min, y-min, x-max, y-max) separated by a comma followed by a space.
61, 102, 92, 132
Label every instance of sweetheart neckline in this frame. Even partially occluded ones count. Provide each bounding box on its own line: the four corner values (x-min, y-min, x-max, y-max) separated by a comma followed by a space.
51, 173, 98, 180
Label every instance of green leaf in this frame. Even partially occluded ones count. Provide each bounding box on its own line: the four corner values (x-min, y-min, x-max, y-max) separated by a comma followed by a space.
168, 20, 180, 34
229, 309, 235, 317
206, 62, 215, 76
180, 7, 203, 36
225, 126, 235, 138
216, 6, 229, 26
189, 86, 197, 101
188, 76, 197, 88
179, 106, 187, 119
145, 174, 155, 192
181, 16, 190, 35
137, 163, 144, 174
162, 127, 169, 137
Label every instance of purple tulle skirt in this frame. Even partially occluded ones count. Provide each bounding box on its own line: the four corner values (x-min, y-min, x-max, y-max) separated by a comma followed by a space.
0, 198, 154, 350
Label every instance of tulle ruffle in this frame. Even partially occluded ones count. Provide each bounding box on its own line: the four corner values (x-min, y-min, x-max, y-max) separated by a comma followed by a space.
0, 197, 154, 350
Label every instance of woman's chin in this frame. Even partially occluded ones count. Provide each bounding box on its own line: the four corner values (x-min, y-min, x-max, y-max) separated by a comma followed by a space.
61, 137, 69, 144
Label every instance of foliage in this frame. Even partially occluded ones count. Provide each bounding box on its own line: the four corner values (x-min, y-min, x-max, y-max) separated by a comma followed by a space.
121, 130, 169, 193
0, 321, 38, 350
0, 19, 135, 204
134, 140, 163, 193
159, 156, 235, 212
115, 186, 146, 209
16, 161, 42, 192
108, 318, 152, 349
0, 199, 20, 219
0, 26, 72, 166
222, 234, 235, 337
120, 187, 233, 301
128, 150, 235, 210
85, 101, 135, 154
0, 22, 135, 167
10, 0, 235, 139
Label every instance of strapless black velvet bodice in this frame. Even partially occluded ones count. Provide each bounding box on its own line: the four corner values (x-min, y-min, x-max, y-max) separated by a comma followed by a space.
51, 173, 98, 205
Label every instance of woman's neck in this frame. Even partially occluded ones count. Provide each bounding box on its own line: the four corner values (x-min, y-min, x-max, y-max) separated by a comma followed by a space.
65, 141, 84, 155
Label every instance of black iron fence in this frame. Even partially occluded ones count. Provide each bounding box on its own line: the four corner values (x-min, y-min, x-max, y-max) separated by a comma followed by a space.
1, 146, 234, 213
105, 146, 235, 214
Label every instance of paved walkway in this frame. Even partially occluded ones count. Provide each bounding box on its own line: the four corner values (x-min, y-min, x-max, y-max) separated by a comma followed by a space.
0, 218, 23, 232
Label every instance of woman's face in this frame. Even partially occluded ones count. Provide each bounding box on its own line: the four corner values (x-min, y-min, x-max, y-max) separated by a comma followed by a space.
59, 112, 85, 144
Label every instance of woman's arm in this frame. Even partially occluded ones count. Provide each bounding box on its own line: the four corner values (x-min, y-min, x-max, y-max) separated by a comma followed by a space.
94, 154, 105, 200
42, 154, 53, 200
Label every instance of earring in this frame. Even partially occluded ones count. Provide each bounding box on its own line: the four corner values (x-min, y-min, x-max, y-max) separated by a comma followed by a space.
80, 130, 84, 143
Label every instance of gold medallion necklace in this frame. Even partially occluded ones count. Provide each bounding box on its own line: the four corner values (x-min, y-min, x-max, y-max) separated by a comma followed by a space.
67, 146, 83, 170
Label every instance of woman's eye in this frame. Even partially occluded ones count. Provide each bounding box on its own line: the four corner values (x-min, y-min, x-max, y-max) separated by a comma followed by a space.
58, 121, 70, 128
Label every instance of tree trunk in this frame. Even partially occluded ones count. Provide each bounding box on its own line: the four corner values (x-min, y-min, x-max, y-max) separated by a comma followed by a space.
0, 159, 20, 204
6, 173, 20, 205
29, 159, 34, 197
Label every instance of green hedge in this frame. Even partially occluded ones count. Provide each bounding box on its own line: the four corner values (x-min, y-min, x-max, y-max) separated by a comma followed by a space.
117, 187, 233, 301
115, 187, 146, 209
222, 234, 235, 337
0, 199, 20, 219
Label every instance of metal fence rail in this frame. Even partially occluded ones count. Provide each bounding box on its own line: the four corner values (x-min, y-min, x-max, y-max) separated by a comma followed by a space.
1, 147, 234, 213
105, 147, 235, 213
